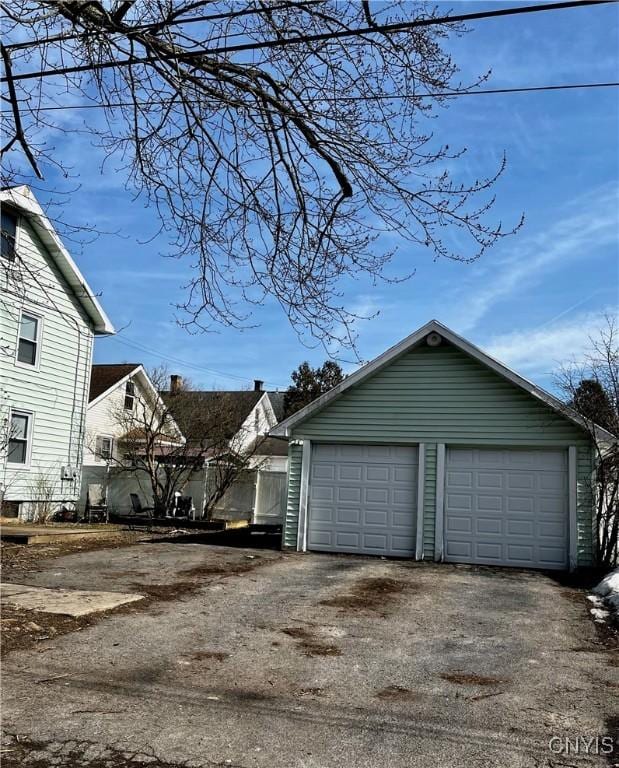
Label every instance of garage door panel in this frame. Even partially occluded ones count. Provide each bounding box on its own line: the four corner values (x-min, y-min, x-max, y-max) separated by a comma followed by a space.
338, 465, 362, 481
446, 515, 472, 533
308, 444, 417, 557
365, 509, 388, 526
445, 448, 568, 570
313, 464, 335, 481
447, 493, 472, 511
477, 517, 502, 535
366, 466, 389, 482
311, 485, 334, 502
446, 470, 473, 488
335, 507, 360, 524
311, 507, 334, 524
539, 473, 565, 492
507, 473, 534, 490
363, 533, 388, 550
506, 496, 534, 513
477, 542, 503, 560
392, 510, 413, 528
507, 519, 534, 536
335, 532, 360, 548
478, 472, 503, 489
447, 540, 473, 558
365, 488, 388, 504
337, 487, 361, 503
477, 494, 502, 512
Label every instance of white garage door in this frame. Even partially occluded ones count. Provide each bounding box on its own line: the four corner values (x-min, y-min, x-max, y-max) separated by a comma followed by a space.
308, 444, 418, 556
444, 448, 568, 570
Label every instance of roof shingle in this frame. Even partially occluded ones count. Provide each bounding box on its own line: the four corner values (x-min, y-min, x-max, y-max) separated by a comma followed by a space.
89, 364, 141, 402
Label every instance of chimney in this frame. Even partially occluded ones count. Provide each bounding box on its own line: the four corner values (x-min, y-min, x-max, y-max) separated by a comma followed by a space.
170, 374, 182, 395
253, 379, 264, 392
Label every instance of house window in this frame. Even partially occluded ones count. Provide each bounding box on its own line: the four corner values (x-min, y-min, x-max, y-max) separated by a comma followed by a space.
96, 435, 113, 461
7, 410, 32, 466
1, 209, 17, 261
124, 380, 136, 411
16, 312, 41, 367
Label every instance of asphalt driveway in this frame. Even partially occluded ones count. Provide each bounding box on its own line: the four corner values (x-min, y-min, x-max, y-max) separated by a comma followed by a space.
1, 539, 617, 767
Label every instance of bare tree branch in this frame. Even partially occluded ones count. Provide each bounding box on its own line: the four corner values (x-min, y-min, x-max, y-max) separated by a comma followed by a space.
1, 1, 524, 353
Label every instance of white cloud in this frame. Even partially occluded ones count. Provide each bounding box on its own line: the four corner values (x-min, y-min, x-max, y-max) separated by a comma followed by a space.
485, 309, 617, 378
447, 184, 618, 333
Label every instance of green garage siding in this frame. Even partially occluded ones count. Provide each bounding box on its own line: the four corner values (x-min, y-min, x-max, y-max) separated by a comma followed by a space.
576, 445, 595, 566
292, 343, 588, 446
283, 443, 303, 549
423, 444, 437, 559
283, 340, 596, 566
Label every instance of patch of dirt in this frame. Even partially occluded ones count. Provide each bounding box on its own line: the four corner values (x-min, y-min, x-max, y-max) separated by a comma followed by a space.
1, 604, 95, 656
129, 581, 197, 601
319, 576, 409, 616
376, 685, 417, 700
1, 733, 190, 768
179, 555, 265, 579
0, 530, 155, 581
190, 650, 229, 662
561, 588, 587, 605
281, 626, 342, 657
297, 687, 324, 697
440, 672, 509, 687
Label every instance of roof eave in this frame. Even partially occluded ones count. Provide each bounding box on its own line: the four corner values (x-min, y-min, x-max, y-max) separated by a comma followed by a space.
1, 186, 115, 335
270, 319, 612, 441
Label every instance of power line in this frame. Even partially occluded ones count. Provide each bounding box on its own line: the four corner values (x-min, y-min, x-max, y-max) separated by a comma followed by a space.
1, 80, 617, 116
2, 1, 615, 84
107, 333, 288, 389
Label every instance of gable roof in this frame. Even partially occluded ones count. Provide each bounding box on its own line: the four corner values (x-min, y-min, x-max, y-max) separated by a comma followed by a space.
271, 319, 615, 441
266, 392, 286, 422
160, 390, 264, 443
0, 185, 115, 335
89, 363, 141, 403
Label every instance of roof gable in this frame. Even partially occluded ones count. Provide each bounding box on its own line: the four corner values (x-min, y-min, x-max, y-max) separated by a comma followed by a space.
161, 390, 263, 443
89, 364, 141, 403
1, 185, 114, 335
272, 320, 611, 441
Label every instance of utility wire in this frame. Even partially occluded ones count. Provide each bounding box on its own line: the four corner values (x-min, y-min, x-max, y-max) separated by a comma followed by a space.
2, 1, 615, 84
2, 80, 617, 115
108, 333, 288, 389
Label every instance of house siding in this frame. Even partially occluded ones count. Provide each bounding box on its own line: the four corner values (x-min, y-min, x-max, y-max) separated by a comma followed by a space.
1, 215, 95, 510
576, 444, 595, 566
283, 442, 303, 549
286, 342, 595, 565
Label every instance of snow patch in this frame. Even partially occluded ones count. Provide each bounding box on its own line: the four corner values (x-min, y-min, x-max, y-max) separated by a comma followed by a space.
591, 568, 619, 624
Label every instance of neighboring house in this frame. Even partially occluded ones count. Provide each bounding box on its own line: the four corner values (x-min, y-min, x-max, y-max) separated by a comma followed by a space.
272, 320, 613, 571
161, 378, 288, 524
80, 363, 179, 515
0, 186, 114, 520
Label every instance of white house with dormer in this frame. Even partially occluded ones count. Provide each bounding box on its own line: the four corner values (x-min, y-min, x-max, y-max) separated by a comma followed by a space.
0, 186, 114, 520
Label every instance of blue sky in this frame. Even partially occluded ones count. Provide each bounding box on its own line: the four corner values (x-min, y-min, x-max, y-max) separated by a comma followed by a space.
25, 1, 619, 392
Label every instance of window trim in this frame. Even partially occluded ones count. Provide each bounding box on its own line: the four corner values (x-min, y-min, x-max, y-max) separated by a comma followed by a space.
6, 408, 34, 469
124, 379, 136, 411
97, 434, 114, 462
15, 308, 43, 371
1, 207, 19, 263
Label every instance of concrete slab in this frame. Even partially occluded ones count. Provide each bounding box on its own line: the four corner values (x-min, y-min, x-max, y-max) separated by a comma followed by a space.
0, 525, 121, 545
0, 583, 144, 617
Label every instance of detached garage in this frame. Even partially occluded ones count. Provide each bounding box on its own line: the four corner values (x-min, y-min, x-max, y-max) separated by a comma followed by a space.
272, 320, 610, 571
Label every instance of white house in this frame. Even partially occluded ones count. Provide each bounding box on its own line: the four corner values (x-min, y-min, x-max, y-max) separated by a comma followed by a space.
80, 363, 183, 516
0, 186, 114, 520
